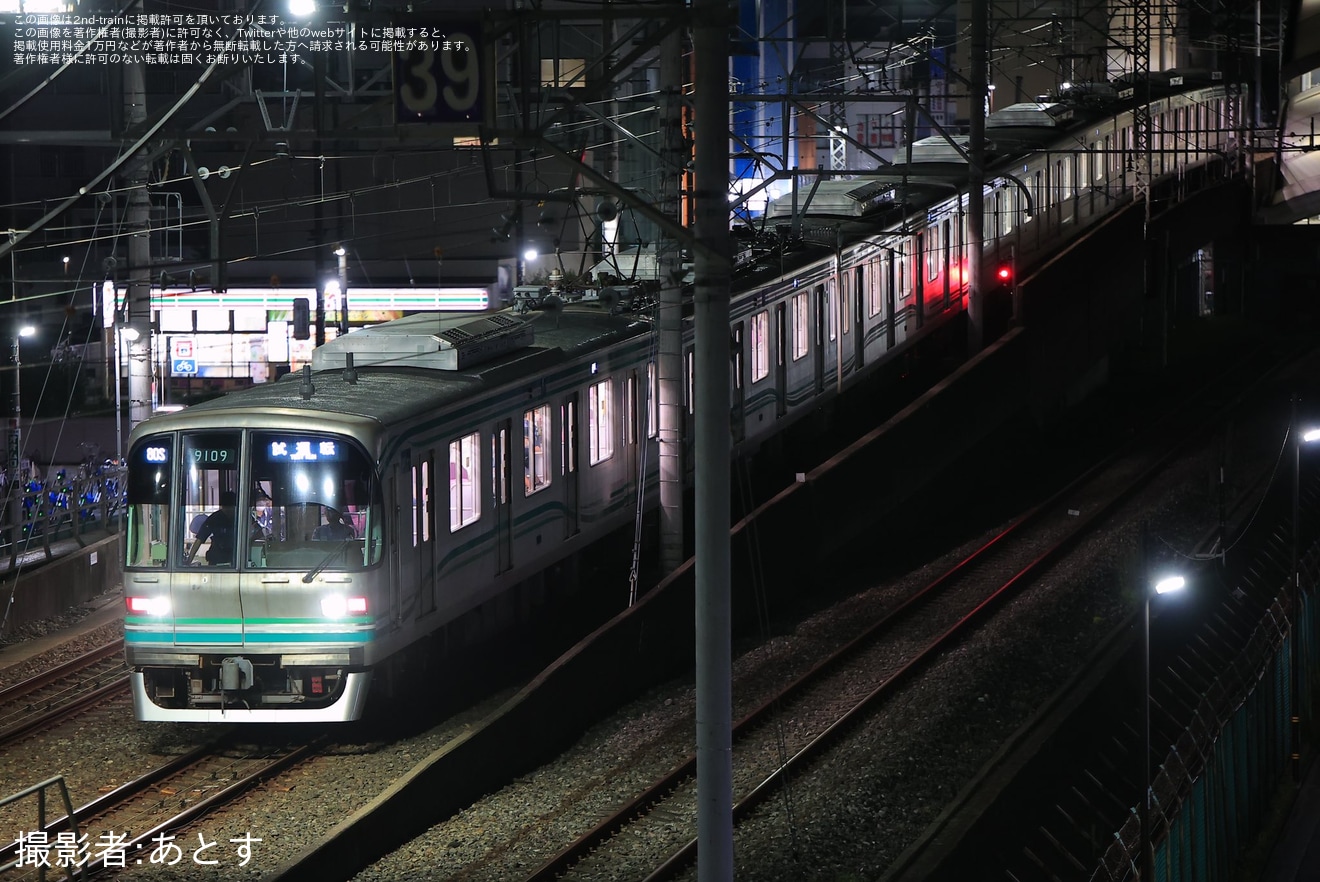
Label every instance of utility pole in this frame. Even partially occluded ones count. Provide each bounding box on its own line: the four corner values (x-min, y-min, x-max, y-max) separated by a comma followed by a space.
124, 0, 153, 428
693, 0, 732, 876
657, 28, 686, 575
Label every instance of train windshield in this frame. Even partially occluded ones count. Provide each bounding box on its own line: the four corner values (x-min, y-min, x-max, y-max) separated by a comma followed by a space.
248, 431, 381, 571
125, 429, 382, 571
124, 435, 174, 567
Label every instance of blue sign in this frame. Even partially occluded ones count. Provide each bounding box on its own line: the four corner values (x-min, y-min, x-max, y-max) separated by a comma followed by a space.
172, 358, 197, 375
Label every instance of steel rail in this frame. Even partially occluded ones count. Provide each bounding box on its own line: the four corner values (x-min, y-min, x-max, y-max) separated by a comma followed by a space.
525, 345, 1292, 881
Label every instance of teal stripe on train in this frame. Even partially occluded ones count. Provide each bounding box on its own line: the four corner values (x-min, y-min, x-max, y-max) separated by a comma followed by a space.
125, 631, 373, 644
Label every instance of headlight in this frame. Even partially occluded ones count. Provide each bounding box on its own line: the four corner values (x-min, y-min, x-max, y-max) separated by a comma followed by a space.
321, 595, 367, 617
127, 596, 171, 616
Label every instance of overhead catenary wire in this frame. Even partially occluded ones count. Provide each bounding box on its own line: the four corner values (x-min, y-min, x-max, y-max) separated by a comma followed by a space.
0, 0, 141, 126
0, 1, 274, 264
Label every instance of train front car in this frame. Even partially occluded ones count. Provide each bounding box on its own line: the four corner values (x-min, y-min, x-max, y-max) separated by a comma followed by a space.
124, 421, 384, 722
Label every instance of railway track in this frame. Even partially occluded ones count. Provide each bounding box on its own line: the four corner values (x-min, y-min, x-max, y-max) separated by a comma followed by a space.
512, 381, 1235, 880
0, 732, 319, 879
267, 342, 1293, 882
0, 640, 129, 747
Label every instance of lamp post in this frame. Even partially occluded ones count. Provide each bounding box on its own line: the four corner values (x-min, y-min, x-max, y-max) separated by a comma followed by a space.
1291, 393, 1320, 783
7, 325, 35, 537
116, 325, 140, 464
334, 245, 348, 337
7, 325, 35, 479
1142, 522, 1186, 880
521, 247, 538, 287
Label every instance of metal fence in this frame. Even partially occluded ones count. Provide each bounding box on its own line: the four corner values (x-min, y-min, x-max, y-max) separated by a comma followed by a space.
0, 462, 124, 566
1089, 520, 1320, 880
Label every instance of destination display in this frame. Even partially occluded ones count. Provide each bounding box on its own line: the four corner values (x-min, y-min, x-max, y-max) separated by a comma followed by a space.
264, 438, 345, 463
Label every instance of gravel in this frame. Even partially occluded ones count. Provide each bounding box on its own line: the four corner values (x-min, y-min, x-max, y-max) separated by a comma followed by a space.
0, 379, 1285, 882
339, 411, 1256, 882
0, 617, 125, 691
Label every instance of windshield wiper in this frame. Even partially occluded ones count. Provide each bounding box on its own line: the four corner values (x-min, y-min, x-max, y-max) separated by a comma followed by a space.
302, 539, 357, 584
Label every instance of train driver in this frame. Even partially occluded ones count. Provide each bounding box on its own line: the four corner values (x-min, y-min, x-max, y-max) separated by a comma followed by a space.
186, 490, 238, 566
312, 508, 356, 541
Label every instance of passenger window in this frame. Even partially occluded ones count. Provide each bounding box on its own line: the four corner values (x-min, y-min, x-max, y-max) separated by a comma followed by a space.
750, 311, 770, 382
792, 292, 809, 360
411, 464, 420, 547
686, 350, 695, 415
562, 399, 577, 474
624, 374, 638, 444
589, 379, 614, 465
867, 260, 881, 318
421, 458, 432, 542
524, 404, 552, 495
449, 431, 480, 531
825, 285, 836, 342
646, 362, 658, 438
926, 225, 940, 281
733, 325, 745, 388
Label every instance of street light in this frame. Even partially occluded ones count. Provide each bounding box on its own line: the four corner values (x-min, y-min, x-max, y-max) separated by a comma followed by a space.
1142, 523, 1186, 881
333, 245, 348, 336
116, 325, 141, 464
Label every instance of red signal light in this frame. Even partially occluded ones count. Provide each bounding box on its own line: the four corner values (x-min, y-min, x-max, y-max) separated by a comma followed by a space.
996, 265, 1012, 282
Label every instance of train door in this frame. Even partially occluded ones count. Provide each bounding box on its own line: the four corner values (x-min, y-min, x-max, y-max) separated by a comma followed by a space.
1052, 158, 1061, 224
826, 279, 841, 390
685, 347, 695, 427
623, 373, 639, 493
813, 284, 825, 396
1119, 127, 1130, 191
774, 301, 787, 418
1068, 156, 1078, 223
731, 325, 745, 443
853, 264, 865, 369
960, 204, 971, 305
390, 458, 406, 624
393, 453, 426, 624
493, 419, 513, 574
1033, 168, 1044, 250
913, 232, 925, 327
1042, 158, 1053, 230
1078, 151, 1089, 216
419, 451, 436, 616
885, 250, 898, 347
177, 431, 243, 646
562, 392, 580, 537
941, 218, 952, 310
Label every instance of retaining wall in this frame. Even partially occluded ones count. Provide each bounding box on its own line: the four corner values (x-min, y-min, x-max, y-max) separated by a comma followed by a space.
0, 532, 122, 634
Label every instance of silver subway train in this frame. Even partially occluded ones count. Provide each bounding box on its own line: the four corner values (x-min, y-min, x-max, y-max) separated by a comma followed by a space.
124, 80, 1240, 721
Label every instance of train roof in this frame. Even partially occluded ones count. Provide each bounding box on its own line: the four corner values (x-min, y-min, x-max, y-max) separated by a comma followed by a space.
893, 134, 970, 166
763, 178, 903, 221
130, 306, 654, 440
986, 101, 1077, 129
